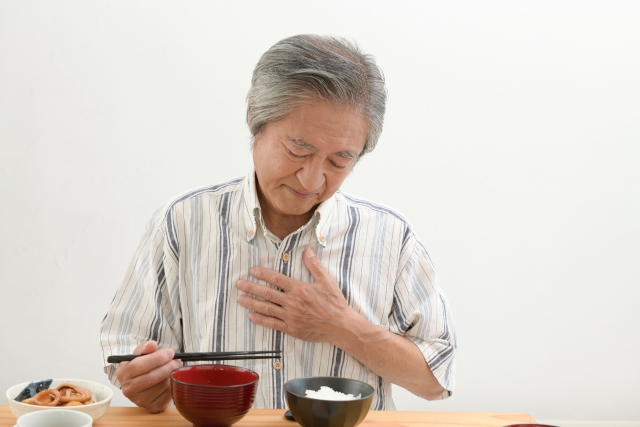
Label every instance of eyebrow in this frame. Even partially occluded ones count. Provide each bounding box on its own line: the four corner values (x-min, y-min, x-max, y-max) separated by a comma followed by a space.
286, 137, 359, 160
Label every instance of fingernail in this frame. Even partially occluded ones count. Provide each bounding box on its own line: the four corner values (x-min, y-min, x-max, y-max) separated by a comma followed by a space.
250, 267, 258, 276
236, 280, 246, 290
307, 248, 316, 257
163, 348, 174, 360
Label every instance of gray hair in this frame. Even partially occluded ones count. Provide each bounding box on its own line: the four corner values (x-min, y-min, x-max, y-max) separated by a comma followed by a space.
246, 34, 387, 156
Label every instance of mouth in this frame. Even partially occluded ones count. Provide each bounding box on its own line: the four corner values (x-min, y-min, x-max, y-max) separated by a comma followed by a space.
285, 185, 316, 200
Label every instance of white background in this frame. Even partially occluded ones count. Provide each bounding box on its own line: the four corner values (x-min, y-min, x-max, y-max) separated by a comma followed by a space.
1, 0, 639, 423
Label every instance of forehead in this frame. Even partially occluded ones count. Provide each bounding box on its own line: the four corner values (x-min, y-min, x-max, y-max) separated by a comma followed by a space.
280, 101, 368, 154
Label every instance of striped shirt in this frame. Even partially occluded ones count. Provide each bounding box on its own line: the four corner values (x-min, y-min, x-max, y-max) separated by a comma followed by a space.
99, 171, 456, 410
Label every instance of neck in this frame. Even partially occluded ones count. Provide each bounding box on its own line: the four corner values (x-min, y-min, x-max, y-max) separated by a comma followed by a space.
256, 186, 315, 240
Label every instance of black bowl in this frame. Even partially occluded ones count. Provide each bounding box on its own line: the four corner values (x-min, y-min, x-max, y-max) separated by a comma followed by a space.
284, 377, 374, 427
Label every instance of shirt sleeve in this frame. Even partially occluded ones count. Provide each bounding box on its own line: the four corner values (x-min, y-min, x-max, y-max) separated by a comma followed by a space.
389, 237, 457, 399
99, 213, 183, 388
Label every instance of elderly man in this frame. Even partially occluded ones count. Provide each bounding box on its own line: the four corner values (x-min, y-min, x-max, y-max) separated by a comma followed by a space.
100, 34, 456, 412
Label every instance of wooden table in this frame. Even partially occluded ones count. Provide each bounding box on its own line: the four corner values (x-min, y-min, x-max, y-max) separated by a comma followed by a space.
0, 406, 538, 426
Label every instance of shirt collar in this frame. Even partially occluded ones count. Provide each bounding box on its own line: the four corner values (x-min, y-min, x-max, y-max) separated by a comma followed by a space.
242, 168, 335, 247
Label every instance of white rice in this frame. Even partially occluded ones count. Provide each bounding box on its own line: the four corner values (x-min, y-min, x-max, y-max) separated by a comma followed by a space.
305, 386, 361, 401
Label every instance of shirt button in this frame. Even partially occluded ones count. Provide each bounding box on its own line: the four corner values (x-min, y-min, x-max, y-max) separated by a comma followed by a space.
282, 253, 290, 262
273, 361, 282, 370
319, 236, 325, 242
248, 230, 254, 236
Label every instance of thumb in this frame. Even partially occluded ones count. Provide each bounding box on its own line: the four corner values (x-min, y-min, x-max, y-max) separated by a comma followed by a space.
303, 248, 330, 283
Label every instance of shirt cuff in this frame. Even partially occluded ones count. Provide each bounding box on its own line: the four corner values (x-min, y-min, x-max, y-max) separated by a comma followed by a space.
407, 336, 456, 399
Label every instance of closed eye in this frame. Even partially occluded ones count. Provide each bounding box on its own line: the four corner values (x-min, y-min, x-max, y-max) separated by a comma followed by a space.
329, 160, 347, 170
287, 148, 308, 159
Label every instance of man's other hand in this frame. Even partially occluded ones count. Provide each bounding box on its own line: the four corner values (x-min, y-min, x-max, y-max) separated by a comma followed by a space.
236, 247, 353, 343
115, 341, 182, 413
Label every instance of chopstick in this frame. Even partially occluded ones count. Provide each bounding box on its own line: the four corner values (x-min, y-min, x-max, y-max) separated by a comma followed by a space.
107, 350, 281, 363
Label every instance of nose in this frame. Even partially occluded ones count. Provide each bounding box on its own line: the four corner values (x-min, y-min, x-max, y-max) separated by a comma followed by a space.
296, 160, 325, 191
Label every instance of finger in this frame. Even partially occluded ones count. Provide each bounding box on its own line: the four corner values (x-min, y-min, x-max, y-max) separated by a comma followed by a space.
237, 293, 286, 319
121, 348, 176, 380
122, 358, 182, 399
247, 311, 289, 333
303, 248, 332, 283
236, 279, 287, 305
142, 358, 182, 411
249, 266, 294, 291
133, 341, 158, 356
118, 342, 156, 374
146, 384, 173, 413
130, 376, 173, 413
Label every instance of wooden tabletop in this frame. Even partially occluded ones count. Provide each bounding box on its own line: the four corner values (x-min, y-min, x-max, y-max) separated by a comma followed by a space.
0, 405, 538, 426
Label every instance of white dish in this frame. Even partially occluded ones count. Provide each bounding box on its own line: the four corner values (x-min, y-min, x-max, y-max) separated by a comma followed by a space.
16, 409, 93, 427
6, 379, 113, 421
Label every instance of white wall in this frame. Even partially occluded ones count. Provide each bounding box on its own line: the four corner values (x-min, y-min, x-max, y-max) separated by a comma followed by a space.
1, 0, 638, 422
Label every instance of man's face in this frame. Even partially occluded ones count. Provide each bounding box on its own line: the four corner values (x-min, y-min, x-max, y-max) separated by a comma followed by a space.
252, 101, 368, 220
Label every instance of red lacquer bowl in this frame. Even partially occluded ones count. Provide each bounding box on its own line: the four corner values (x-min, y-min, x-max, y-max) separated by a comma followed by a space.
171, 365, 259, 427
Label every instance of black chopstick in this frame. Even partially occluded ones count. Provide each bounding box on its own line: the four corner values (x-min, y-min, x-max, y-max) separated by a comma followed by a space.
107, 350, 281, 363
